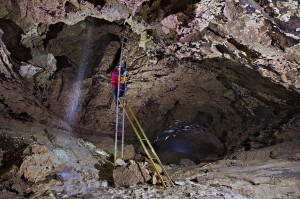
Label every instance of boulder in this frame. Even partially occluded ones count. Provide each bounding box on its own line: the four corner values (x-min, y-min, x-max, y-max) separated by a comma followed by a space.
113, 161, 151, 187
19, 145, 65, 183
123, 144, 135, 160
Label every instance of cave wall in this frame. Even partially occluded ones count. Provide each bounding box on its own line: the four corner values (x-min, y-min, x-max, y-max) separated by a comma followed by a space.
0, 0, 299, 156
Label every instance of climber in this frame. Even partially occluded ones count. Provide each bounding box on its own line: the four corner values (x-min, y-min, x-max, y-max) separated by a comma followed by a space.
111, 62, 127, 103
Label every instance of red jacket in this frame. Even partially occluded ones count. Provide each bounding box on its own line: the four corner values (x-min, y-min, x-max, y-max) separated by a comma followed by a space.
111, 66, 126, 89
111, 69, 119, 89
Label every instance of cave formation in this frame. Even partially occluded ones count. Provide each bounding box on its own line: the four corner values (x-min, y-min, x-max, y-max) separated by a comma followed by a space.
0, 0, 300, 198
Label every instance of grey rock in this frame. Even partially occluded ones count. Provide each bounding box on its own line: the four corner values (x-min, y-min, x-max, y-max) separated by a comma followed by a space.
115, 158, 127, 166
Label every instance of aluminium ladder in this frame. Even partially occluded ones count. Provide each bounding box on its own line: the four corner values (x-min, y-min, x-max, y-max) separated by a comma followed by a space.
118, 98, 174, 188
114, 20, 131, 164
114, 33, 128, 165
113, 20, 173, 188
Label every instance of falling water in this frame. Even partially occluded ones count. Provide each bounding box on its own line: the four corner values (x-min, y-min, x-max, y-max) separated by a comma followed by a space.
66, 22, 93, 126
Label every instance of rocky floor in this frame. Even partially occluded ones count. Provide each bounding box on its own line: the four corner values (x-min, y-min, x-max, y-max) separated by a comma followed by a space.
77, 141, 300, 199
70, 158, 300, 199
0, 120, 299, 199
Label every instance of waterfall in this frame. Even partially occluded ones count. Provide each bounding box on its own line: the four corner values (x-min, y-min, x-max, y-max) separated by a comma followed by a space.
66, 23, 92, 126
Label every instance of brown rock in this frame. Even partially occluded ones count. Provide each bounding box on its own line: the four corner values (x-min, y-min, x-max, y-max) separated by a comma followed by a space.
113, 161, 150, 187
19, 145, 65, 183
29, 179, 58, 199
123, 144, 135, 160
0, 166, 28, 196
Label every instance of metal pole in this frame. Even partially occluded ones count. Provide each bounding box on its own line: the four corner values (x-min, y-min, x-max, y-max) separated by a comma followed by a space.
114, 101, 119, 166
121, 99, 125, 159
114, 55, 122, 166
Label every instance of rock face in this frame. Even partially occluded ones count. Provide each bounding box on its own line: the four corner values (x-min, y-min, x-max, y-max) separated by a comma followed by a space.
20, 145, 65, 182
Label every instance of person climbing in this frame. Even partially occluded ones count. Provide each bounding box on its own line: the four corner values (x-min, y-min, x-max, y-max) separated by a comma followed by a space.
111, 62, 127, 103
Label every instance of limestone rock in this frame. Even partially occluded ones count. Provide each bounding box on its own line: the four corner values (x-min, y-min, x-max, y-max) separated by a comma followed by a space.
29, 179, 58, 199
115, 158, 126, 166
19, 145, 65, 183
117, 0, 147, 15
19, 63, 42, 78
0, 29, 17, 79
174, 180, 186, 186
152, 173, 158, 185
113, 161, 151, 187
123, 144, 135, 160
34, 54, 57, 88
2, 0, 130, 26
